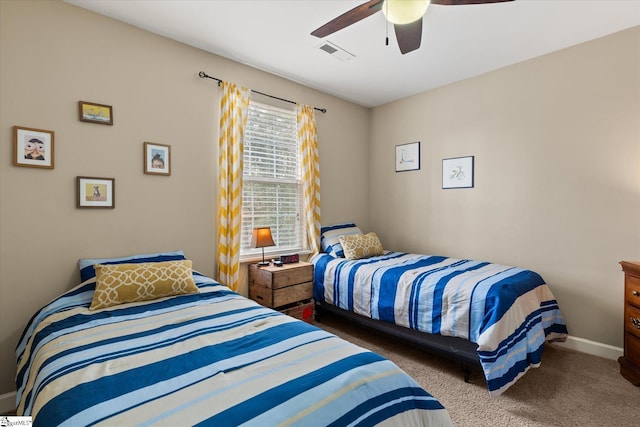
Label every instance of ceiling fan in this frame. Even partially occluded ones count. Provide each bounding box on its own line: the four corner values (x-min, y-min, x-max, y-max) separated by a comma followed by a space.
311, 0, 514, 55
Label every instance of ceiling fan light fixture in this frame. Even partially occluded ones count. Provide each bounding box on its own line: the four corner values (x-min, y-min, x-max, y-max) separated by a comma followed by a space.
382, 0, 430, 25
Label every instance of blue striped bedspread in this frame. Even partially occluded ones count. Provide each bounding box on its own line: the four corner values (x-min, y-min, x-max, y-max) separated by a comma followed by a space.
312, 252, 568, 396
15, 272, 452, 426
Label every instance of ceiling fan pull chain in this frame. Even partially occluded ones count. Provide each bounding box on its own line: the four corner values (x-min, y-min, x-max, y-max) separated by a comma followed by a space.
385, 1, 389, 46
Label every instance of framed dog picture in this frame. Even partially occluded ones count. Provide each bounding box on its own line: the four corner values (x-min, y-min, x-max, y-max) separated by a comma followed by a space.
77, 176, 115, 208
13, 126, 54, 169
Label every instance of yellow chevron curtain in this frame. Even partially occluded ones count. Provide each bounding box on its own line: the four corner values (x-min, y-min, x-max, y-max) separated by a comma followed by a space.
297, 104, 322, 254
217, 81, 250, 291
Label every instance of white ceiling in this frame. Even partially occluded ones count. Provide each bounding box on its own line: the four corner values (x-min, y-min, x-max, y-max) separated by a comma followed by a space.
65, 0, 640, 108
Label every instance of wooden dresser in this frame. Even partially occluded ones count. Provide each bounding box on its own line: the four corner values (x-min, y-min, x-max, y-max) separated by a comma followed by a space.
619, 261, 640, 385
249, 261, 314, 323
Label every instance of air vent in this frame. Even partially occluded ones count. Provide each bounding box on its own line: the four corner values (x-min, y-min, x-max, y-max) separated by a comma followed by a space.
320, 44, 338, 54
316, 41, 355, 61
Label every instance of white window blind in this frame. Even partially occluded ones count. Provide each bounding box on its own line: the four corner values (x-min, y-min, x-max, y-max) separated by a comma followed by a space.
241, 100, 305, 258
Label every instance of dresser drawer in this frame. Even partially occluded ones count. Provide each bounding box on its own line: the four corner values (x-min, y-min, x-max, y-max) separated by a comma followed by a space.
625, 332, 640, 367
625, 303, 640, 339
625, 274, 640, 309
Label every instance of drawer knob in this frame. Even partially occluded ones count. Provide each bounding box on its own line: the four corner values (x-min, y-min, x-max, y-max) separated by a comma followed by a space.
632, 317, 640, 329
633, 290, 640, 297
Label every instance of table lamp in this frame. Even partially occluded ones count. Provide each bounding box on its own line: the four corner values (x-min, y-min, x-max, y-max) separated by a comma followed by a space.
251, 227, 275, 266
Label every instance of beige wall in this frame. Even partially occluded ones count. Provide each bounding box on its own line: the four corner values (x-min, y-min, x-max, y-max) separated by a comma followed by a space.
0, 0, 370, 394
369, 27, 640, 349
1, 0, 638, 399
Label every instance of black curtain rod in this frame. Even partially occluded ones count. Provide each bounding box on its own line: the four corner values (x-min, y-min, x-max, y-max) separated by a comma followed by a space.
198, 71, 327, 114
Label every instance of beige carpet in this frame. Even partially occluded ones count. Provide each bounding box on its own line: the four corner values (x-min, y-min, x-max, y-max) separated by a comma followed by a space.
315, 315, 640, 427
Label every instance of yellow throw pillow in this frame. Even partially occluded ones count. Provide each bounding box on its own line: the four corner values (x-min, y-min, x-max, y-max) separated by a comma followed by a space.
339, 232, 384, 260
90, 260, 198, 310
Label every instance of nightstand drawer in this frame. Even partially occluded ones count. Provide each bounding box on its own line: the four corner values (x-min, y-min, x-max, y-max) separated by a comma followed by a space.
275, 281, 313, 306
250, 263, 313, 289
251, 281, 313, 308
272, 268, 313, 289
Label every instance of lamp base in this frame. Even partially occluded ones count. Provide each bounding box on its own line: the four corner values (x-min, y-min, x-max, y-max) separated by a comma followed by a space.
257, 247, 270, 267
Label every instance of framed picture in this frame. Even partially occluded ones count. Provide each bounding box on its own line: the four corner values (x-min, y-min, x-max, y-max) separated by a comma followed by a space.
395, 141, 420, 172
442, 156, 474, 189
79, 101, 113, 125
13, 126, 55, 169
77, 176, 115, 208
144, 142, 171, 176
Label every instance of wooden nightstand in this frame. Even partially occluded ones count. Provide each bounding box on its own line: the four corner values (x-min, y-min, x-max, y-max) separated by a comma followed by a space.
619, 261, 640, 385
249, 261, 314, 323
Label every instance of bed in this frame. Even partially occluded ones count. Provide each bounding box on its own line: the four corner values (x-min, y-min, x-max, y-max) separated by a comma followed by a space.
313, 224, 569, 396
15, 251, 453, 426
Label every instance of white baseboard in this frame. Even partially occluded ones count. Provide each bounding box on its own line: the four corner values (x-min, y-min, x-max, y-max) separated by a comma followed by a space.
0, 391, 16, 414
555, 335, 623, 360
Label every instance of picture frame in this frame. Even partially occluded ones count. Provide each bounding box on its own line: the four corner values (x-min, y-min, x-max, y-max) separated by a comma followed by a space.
13, 126, 55, 169
144, 142, 171, 176
77, 176, 115, 208
79, 101, 113, 125
442, 156, 474, 189
395, 141, 420, 172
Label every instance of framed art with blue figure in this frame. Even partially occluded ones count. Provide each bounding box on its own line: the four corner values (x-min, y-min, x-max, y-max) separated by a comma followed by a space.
144, 142, 171, 176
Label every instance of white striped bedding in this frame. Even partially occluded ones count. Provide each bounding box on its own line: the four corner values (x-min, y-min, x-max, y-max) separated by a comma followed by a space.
15, 272, 452, 426
312, 251, 568, 396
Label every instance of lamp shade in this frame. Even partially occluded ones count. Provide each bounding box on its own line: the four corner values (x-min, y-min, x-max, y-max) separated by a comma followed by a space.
382, 0, 430, 25
251, 227, 275, 249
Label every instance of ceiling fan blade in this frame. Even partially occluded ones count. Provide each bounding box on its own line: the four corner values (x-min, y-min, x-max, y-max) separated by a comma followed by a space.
431, 0, 514, 5
311, 0, 384, 38
394, 18, 422, 55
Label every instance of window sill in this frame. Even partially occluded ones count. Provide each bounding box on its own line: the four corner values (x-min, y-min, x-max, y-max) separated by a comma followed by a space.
240, 249, 312, 265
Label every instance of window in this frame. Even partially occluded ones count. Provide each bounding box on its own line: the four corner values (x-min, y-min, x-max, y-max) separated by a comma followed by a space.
240, 100, 305, 259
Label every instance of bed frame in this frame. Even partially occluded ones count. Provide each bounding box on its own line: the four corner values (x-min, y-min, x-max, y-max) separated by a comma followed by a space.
315, 300, 481, 381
